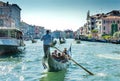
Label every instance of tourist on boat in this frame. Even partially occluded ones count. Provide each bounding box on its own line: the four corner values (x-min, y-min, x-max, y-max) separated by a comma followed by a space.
63, 48, 71, 59
41, 30, 52, 58
56, 52, 62, 61
60, 52, 66, 59
52, 50, 58, 57
54, 50, 58, 55
63, 48, 67, 54
58, 52, 61, 57
52, 52, 58, 59
58, 52, 68, 63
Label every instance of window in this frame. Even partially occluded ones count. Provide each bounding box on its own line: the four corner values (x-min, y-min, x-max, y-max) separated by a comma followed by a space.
0, 19, 3, 26
91, 18, 94, 20
10, 31, 16, 38
0, 30, 8, 37
117, 20, 119, 24
103, 20, 105, 24
103, 26, 105, 30
99, 21, 101, 24
113, 21, 115, 23
103, 32, 106, 35
91, 22, 94, 25
0, 8, 2, 15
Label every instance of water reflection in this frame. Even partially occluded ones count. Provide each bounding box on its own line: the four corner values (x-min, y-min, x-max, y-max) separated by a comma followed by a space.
0, 51, 25, 58
0, 52, 24, 63
40, 70, 66, 81
97, 54, 120, 60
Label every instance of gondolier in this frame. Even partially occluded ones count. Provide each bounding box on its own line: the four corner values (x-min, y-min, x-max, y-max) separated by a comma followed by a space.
41, 30, 52, 58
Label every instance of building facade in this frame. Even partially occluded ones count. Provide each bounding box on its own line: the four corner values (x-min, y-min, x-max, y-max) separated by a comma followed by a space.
0, 1, 21, 28
86, 10, 120, 37
20, 21, 45, 39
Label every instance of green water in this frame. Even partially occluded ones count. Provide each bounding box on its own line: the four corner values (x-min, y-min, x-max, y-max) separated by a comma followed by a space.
0, 39, 120, 81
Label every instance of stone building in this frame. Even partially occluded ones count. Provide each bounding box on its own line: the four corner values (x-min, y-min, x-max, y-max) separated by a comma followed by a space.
86, 10, 120, 37
0, 1, 21, 28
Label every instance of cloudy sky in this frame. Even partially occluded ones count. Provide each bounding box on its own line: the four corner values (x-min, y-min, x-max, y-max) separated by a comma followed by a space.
1, 0, 120, 31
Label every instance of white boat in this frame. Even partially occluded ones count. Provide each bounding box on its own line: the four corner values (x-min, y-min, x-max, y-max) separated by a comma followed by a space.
0, 27, 25, 55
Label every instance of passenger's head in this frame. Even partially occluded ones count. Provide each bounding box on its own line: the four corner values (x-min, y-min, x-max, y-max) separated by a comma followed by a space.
46, 30, 50, 34
52, 52, 54, 55
64, 48, 67, 51
54, 50, 57, 53
58, 53, 61, 56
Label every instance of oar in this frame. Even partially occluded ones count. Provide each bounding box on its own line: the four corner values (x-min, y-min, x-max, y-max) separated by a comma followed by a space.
53, 46, 62, 52
52, 46, 94, 75
70, 58, 94, 75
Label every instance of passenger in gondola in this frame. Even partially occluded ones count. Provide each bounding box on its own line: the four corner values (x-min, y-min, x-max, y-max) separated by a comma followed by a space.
54, 50, 57, 55
63, 48, 70, 59
61, 52, 66, 60
58, 53, 61, 57
52, 52, 57, 59
53, 52, 65, 62
51, 50, 58, 59
60, 52, 68, 63
63, 48, 67, 54
57, 53, 62, 61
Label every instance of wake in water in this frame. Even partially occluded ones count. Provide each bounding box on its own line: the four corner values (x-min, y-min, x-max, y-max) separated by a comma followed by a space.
97, 54, 120, 60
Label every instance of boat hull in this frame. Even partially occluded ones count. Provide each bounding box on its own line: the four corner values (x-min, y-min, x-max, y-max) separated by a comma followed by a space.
0, 45, 15, 54
0, 27, 25, 55
42, 55, 70, 72
0, 38, 25, 55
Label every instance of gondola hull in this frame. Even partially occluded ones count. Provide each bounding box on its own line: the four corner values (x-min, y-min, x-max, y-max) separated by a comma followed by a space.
42, 55, 70, 72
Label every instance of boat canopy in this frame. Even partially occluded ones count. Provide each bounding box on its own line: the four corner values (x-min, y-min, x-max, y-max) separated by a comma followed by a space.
0, 27, 23, 39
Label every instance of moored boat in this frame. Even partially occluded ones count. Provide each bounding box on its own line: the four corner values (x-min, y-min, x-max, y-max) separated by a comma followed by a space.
59, 37, 66, 44
111, 40, 120, 44
76, 40, 81, 44
31, 39, 37, 43
0, 27, 25, 55
60, 40, 66, 44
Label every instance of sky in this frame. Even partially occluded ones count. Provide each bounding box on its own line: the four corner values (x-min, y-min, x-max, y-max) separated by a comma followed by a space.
1, 0, 120, 31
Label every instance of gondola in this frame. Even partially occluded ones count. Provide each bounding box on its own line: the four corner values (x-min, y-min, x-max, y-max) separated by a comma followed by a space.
76, 40, 81, 44
59, 40, 66, 44
59, 37, 66, 44
42, 47, 71, 72
31, 39, 37, 43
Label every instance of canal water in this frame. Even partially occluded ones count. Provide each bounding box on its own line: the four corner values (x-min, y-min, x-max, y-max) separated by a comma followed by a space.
0, 39, 120, 81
